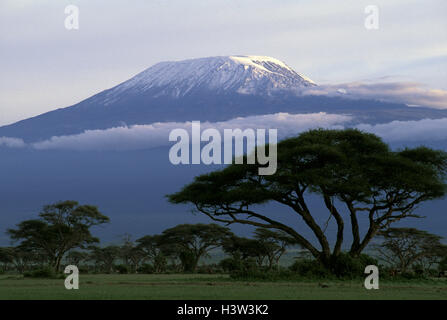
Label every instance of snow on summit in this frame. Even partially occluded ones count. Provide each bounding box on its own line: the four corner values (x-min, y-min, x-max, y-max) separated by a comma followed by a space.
111, 55, 316, 98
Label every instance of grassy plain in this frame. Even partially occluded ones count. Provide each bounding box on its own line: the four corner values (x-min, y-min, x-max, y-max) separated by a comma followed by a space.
0, 274, 446, 300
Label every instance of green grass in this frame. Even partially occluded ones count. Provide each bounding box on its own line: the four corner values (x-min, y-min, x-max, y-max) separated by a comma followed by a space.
0, 274, 446, 300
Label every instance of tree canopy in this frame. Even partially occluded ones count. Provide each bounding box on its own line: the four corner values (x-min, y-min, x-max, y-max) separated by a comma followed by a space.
159, 223, 232, 272
7, 200, 109, 271
136, 235, 167, 273
89, 245, 120, 273
375, 227, 447, 273
168, 129, 447, 267
254, 228, 297, 269
222, 235, 269, 267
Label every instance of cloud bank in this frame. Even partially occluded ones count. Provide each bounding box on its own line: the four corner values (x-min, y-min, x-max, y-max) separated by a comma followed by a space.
0, 137, 26, 148
357, 118, 447, 142
302, 81, 447, 109
32, 112, 352, 151
3, 112, 447, 152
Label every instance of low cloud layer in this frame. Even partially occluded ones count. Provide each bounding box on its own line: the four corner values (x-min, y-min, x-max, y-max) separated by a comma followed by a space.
0, 137, 25, 148
32, 112, 351, 151
357, 118, 447, 142
301, 81, 447, 109
2, 112, 447, 151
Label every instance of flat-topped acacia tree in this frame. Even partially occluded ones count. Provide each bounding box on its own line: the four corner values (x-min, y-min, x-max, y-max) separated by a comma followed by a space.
168, 129, 447, 268
8, 201, 109, 271
159, 223, 233, 272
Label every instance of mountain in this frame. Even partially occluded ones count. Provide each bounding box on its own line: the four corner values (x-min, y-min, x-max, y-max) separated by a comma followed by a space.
1, 55, 447, 243
1, 55, 447, 142
110, 55, 316, 97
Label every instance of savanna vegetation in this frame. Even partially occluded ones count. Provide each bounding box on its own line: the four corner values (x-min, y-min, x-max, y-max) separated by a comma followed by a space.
1, 129, 447, 299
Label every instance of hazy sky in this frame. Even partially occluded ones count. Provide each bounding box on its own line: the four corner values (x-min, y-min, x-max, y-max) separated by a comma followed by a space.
1, 0, 446, 126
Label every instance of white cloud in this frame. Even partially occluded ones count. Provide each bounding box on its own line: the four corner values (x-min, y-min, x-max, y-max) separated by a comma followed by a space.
356, 118, 447, 142
301, 81, 447, 109
4, 113, 447, 151
0, 137, 26, 148
32, 112, 352, 151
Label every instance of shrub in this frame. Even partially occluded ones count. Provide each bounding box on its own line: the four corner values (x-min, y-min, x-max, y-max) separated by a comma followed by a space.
219, 258, 244, 272
289, 253, 378, 279
329, 253, 378, 278
413, 265, 424, 276
23, 267, 61, 278
399, 271, 422, 280
115, 264, 128, 274
78, 266, 89, 274
438, 257, 447, 272
138, 264, 155, 274
219, 256, 261, 274
289, 260, 331, 279
427, 269, 439, 277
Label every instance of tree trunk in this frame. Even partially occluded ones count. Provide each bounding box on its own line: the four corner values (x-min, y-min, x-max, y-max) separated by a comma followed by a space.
350, 225, 378, 257
54, 255, 63, 272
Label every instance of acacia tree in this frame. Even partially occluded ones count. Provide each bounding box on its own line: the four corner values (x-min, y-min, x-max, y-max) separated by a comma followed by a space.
221, 230, 296, 270
160, 224, 232, 272
418, 243, 447, 272
439, 256, 447, 273
7, 201, 109, 271
168, 129, 447, 268
120, 234, 146, 273
0, 247, 14, 271
6, 246, 43, 273
89, 245, 121, 273
375, 228, 447, 273
254, 228, 297, 269
66, 250, 88, 267
222, 235, 269, 267
136, 235, 167, 273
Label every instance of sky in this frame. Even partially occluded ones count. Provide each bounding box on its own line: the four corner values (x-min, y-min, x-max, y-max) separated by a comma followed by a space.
1, 0, 446, 126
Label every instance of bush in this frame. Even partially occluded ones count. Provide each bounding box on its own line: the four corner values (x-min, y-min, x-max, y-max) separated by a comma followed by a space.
378, 266, 429, 280
23, 267, 61, 279
289, 253, 378, 279
115, 264, 128, 274
289, 260, 331, 279
329, 253, 378, 279
427, 269, 440, 277
78, 266, 89, 274
220, 257, 259, 273
221, 256, 284, 280
413, 265, 424, 276
219, 258, 244, 272
138, 264, 155, 274
438, 257, 447, 272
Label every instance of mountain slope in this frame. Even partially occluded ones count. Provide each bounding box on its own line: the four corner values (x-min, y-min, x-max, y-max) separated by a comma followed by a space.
1, 55, 447, 142
106, 55, 316, 99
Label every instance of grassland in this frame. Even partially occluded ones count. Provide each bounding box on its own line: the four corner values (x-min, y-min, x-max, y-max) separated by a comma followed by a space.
0, 274, 446, 300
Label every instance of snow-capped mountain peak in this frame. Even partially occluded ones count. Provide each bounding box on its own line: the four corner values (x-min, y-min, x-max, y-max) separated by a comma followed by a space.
2, 54, 446, 143
108, 55, 316, 99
